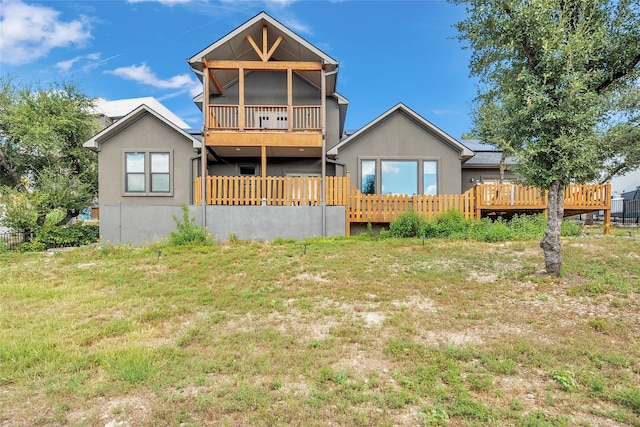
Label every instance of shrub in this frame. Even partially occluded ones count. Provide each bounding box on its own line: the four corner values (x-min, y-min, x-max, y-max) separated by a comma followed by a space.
436, 209, 471, 238
561, 220, 582, 237
389, 210, 424, 238
19, 223, 99, 251
472, 218, 513, 242
166, 205, 211, 246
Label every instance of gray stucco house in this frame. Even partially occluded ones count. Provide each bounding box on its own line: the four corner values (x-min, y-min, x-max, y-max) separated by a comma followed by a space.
84, 11, 518, 244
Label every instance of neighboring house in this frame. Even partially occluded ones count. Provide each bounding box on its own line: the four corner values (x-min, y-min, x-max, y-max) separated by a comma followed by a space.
92, 97, 190, 129
84, 11, 610, 244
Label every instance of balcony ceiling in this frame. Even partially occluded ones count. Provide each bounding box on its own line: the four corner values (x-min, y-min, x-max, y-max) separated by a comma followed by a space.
212, 146, 322, 158
189, 12, 338, 96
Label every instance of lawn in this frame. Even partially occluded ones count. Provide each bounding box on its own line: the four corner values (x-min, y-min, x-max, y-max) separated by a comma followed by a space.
1, 228, 639, 426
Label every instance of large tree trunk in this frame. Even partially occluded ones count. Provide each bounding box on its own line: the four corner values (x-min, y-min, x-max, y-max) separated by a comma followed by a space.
540, 180, 564, 275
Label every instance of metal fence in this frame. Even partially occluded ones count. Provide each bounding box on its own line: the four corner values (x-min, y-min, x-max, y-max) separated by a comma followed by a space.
0, 230, 31, 251
611, 199, 640, 224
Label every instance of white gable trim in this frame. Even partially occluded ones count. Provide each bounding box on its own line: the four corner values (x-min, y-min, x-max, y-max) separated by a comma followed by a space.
83, 104, 201, 151
328, 103, 473, 159
188, 11, 338, 66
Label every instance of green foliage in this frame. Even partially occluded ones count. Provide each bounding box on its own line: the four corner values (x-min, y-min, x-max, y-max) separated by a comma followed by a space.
18, 224, 99, 251
388, 210, 423, 237
560, 220, 582, 237
0, 77, 98, 226
166, 205, 211, 246
552, 370, 579, 392
387, 210, 579, 242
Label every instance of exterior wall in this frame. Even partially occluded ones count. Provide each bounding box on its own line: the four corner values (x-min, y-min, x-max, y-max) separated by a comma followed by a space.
461, 169, 518, 192
99, 204, 346, 245
97, 113, 199, 207
204, 205, 345, 241
208, 157, 336, 177
335, 111, 464, 195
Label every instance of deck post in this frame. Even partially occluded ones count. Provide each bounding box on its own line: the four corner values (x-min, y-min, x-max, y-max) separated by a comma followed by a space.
604, 183, 611, 235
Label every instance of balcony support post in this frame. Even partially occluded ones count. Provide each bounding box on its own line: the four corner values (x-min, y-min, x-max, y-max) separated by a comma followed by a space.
321, 66, 326, 237
287, 68, 293, 131
261, 145, 267, 198
239, 68, 245, 130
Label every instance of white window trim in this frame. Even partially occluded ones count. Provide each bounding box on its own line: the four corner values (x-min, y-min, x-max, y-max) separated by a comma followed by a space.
122, 149, 174, 197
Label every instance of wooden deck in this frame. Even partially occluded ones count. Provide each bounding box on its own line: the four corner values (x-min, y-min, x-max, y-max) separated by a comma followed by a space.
194, 176, 611, 235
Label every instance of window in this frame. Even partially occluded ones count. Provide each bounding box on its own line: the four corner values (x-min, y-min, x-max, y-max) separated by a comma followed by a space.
381, 160, 417, 195
125, 152, 146, 192
150, 153, 170, 193
423, 160, 438, 195
360, 158, 438, 196
239, 164, 257, 176
124, 151, 172, 196
361, 160, 376, 194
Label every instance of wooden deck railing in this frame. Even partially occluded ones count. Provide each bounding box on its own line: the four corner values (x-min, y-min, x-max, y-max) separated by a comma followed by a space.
207, 105, 321, 131
194, 175, 348, 206
348, 188, 476, 223
194, 176, 611, 233
475, 183, 610, 210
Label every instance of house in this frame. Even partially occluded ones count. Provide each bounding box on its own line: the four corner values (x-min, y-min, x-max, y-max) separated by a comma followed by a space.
84, 11, 610, 244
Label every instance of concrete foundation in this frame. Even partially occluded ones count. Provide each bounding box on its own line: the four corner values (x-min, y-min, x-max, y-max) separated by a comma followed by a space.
100, 204, 346, 245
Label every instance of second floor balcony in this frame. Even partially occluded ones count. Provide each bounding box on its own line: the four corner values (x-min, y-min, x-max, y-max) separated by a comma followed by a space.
208, 105, 321, 132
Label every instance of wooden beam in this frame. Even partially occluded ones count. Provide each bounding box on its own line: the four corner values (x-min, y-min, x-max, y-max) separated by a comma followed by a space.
262, 26, 268, 62
204, 131, 322, 147
238, 68, 245, 130
287, 68, 293, 131
265, 35, 283, 61
245, 34, 265, 61
208, 69, 224, 95
205, 59, 323, 71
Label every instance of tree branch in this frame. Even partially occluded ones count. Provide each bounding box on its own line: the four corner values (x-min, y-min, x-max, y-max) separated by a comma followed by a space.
595, 52, 640, 93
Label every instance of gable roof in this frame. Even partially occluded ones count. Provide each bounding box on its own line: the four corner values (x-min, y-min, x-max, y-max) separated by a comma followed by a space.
188, 11, 339, 95
83, 104, 201, 151
92, 97, 189, 129
328, 103, 474, 159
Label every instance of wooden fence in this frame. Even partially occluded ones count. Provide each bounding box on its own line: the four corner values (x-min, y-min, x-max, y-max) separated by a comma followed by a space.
194, 176, 611, 233
194, 175, 349, 206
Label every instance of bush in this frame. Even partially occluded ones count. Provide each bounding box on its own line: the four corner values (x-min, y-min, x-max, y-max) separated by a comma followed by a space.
471, 218, 514, 242
166, 205, 211, 246
387, 209, 583, 242
561, 220, 583, 237
19, 223, 99, 251
389, 210, 424, 238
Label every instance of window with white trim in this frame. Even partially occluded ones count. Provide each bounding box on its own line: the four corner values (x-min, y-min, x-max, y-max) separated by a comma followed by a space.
124, 151, 172, 195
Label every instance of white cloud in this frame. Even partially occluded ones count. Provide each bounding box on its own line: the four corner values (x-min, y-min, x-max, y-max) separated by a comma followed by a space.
107, 63, 201, 96
0, 0, 92, 65
127, 0, 192, 4
56, 56, 81, 72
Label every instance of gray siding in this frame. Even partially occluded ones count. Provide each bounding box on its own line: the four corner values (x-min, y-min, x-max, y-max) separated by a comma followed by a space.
461, 169, 518, 192
334, 110, 464, 194
96, 113, 198, 207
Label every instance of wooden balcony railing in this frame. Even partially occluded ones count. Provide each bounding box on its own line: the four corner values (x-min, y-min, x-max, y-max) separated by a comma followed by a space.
195, 175, 348, 206
208, 105, 321, 131
194, 177, 611, 234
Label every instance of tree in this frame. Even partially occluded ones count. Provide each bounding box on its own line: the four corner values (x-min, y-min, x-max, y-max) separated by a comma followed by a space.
0, 77, 98, 228
453, 0, 640, 274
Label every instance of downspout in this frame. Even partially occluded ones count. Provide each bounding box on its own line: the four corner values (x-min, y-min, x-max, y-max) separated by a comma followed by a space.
191, 65, 208, 229
322, 67, 339, 238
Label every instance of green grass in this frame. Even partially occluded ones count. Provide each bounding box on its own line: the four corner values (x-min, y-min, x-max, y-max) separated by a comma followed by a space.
1, 230, 639, 425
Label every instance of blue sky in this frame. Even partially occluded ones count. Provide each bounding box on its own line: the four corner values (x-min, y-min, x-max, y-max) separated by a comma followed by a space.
0, 0, 476, 138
